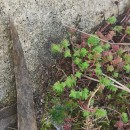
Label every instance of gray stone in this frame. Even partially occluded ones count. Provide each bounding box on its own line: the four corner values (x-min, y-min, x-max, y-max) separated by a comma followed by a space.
0, 0, 130, 105
0, 115, 17, 130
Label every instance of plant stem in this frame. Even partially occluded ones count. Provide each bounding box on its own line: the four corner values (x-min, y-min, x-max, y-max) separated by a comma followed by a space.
112, 43, 130, 46
100, 23, 110, 32
62, 24, 130, 46
83, 75, 99, 82
102, 107, 121, 115
63, 24, 110, 44
102, 73, 130, 93
83, 74, 130, 93
119, 34, 127, 42
87, 85, 100, 108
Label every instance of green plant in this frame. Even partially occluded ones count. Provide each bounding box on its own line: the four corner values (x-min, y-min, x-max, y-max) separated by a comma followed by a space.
113, 26, 123, 33
51, 33, 130, 125
95, 109, 107, 118
125, 27, 130, 35
121, 112, 128, 123
49, 15, 130, 129
50, 105, 67, 125
40, 115, 51, 130
107, 16, 117, 24
100, 16, 117, 32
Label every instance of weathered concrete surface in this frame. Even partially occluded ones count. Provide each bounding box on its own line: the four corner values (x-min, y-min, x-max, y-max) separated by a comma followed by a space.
0, 104, 17, 130
0, 0, 130, 105
0, 115, 17, 130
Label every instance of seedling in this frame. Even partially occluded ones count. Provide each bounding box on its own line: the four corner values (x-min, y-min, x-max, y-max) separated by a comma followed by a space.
100, 16, 117, 32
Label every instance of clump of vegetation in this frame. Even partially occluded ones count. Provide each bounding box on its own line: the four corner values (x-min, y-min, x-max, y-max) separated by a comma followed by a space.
41, 14, 130, 130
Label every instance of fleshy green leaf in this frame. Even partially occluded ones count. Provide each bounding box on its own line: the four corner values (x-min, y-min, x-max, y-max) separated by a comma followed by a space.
99, 77, 111, 86
73, 50, 80, 57
51, 105, 66, 124
107, 65, 114, 72
75, 72, 82, 78
87, 35, 100, 46
74, 57, 82, 65
117, 49, 123, 56
80, 48, 88, 57
69, 89, 89, 100
61, 39, 70, 48
65, 76, 72, 88
65, 75, 76, 88
96, 63, 101, 68
64, 49, 71, 57
122, 112, 128, 123
53, 81, 64, 92
92, 46, 104, 53
69, 90, 77, 99
113, 72, 119, 78
81, 88, 89, 100
95, 109, 107, 118
107, 53, 113, 61
103, 43, 111, 50
80, 61, 89, 71
124, 64, 130, 73
76, 91, 82, 99
125, 27, 130, 35
106, 84, 117, 92
51, 44, 61, 53
113, 26, 123, 33
83, 110, 90, 117
88, 54, 93, 60
61, 82, 66, 88
107, 16, 117, 24
95, 67, 102, 75
123, 54, 130, 64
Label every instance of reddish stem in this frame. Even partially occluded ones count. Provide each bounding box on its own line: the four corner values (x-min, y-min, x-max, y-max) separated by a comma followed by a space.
100, 23, 110, 32
119, 34, 127, 42
89, 63, 95, 69
121, 8, 130, 23
77, 100, 96, 112
72, 62, 75, 74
